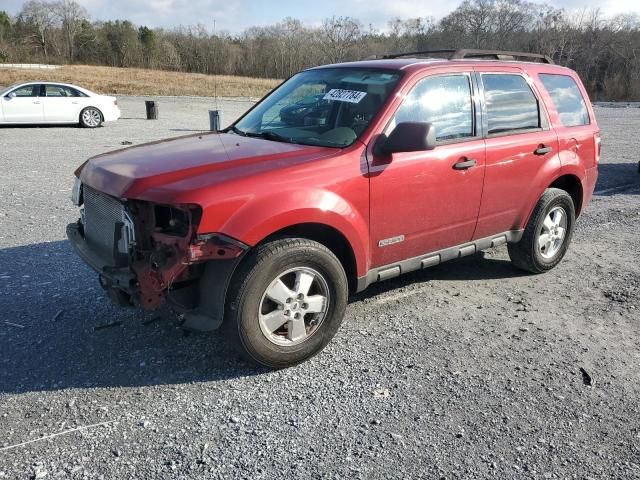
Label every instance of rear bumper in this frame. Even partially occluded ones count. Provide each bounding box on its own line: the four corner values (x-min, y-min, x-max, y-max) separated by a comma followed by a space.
103, 107, 121, 122
66, 222, 135, 293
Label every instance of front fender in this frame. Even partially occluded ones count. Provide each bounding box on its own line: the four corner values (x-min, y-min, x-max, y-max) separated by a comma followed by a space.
208, 188, 370, 276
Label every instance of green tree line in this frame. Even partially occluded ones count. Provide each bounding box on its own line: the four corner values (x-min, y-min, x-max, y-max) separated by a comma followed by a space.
1, 0, 639, 100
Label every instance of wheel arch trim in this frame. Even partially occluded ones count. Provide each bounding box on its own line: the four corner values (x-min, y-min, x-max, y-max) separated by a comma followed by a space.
521, 169, 585, 229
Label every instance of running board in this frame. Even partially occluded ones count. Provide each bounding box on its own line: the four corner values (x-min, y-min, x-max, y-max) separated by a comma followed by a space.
356, 230, 523, 292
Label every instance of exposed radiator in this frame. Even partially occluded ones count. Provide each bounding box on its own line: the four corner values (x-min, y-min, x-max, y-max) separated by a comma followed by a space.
83, 185, 133, 261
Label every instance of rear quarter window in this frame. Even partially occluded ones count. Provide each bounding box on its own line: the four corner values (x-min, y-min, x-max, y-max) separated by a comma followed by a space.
539, 74, 590, 127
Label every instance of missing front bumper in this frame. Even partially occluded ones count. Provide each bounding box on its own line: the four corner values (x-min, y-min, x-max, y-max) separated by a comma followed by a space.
67, 221, 249, 331
66, 222, 136, 294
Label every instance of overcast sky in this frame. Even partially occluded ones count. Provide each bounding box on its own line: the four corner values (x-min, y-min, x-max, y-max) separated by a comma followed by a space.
2, 0, 638, 32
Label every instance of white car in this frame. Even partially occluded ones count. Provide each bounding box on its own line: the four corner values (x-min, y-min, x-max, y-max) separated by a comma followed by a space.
0, 82, 120, 128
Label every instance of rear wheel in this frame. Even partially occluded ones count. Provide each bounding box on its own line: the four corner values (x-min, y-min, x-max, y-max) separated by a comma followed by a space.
224, 238, 348, 368
79, 107, 103, 128
508, 188, 575, 273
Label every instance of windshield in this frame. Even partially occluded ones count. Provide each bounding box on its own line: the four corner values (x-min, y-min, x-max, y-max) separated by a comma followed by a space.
0, 83, 21, 96
233, 68, 402, 148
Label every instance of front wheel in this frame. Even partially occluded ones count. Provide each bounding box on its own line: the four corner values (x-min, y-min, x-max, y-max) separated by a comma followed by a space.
224, 238, 348, 368
79, 107, 103, 128
508, 188, 576, 273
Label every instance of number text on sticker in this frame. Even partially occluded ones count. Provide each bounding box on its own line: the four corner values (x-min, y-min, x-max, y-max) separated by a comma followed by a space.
323, 89, 367, 104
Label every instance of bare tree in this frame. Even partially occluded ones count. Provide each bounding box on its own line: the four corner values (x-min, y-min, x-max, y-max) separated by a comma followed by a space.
441, 0, 494, 48
18, 0, 58, 61
54, 0, 88, 61
320, 16, 362, 63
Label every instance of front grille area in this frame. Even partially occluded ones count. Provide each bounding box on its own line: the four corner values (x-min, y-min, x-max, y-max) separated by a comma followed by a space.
83, 185, 128, 260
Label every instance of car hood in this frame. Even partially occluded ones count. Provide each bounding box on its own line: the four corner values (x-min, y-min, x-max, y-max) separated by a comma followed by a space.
79, 132, 336, 200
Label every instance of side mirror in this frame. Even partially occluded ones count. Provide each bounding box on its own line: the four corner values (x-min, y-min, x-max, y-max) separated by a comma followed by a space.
6, 92, 16, 99
378, 122, 436, 155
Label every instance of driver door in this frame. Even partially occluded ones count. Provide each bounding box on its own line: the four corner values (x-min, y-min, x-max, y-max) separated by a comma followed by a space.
1, 84, 44, 123
368, 72, 486, 267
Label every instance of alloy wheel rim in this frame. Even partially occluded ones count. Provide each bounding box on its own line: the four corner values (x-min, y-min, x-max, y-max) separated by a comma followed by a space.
538, 206, 567, 259
258, 267, 330, 347
83, 109, 100, 127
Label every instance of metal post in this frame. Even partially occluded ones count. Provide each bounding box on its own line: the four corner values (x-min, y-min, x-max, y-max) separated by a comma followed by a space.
145, 100, 158, 120
209, 110, 223, 131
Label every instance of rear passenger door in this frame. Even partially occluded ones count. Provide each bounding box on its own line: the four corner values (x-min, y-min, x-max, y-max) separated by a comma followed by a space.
42, 84, 83, 122
473, 69, 560, 239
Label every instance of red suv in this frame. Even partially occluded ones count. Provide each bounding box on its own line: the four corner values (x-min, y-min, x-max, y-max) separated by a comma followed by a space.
68, 49, 600, 368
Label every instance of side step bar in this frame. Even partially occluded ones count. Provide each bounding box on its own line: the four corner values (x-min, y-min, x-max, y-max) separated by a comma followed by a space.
356, 230, 523, 291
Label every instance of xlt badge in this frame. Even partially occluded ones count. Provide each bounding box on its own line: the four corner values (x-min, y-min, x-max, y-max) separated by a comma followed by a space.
378, 235, 405, 247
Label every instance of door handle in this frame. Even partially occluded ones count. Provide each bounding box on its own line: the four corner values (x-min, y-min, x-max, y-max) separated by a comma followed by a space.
453, 158, 477, 170
72, 101, 78, 104
534, 145, 552, 155
32, 101, 41, 104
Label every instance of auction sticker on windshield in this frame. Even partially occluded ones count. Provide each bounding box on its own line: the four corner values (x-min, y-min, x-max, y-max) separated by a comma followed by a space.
323, 89, 367, 103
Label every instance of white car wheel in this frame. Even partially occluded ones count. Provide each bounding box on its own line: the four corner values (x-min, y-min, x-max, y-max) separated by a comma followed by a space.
80, 107, 103, 128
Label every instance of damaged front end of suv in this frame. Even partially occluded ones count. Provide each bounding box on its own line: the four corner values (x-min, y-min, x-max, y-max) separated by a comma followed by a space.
66, 176, 248, 331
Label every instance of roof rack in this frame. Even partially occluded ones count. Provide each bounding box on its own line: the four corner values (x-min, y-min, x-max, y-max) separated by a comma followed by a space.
382, 49, 554, 64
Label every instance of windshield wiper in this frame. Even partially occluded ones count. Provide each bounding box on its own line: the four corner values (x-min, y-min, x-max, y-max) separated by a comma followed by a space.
246, 130, 295, 144
227, 125, 248, 136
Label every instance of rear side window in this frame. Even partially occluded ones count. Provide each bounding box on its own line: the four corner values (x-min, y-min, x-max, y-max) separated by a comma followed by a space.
482, 74, 540, 135
391, 74, 474, 142
45, 85, 81, 97
539, 74, 590, 127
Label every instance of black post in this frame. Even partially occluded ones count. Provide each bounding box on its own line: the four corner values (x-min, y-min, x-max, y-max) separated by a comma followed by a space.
209, 110, 222, 131
145, 101, 158, 120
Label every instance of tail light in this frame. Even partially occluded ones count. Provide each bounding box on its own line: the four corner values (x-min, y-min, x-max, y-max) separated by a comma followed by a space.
594, 132, 601, 165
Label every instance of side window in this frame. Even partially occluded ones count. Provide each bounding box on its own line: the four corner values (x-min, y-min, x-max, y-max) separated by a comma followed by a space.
539, 74, 590, 127
45, 85, 78, 97
10, 85, 39, 97
391, 75, 474, 142
482, 74, 540, 135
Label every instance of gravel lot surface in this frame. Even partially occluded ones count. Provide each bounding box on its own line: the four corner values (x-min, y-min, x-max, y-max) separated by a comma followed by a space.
0, 97, 639, 479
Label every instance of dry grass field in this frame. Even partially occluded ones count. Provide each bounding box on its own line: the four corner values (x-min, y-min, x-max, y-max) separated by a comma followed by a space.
0, 64, 281, 98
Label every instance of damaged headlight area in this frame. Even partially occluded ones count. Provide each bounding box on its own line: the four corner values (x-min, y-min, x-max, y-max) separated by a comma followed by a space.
68, 183, 248, 324
153, 204, 197, 237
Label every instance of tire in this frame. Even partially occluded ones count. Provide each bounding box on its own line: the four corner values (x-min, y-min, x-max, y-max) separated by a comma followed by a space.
79, 107, 103, 128
508, 188, 575, 273
224, 238, 348, 368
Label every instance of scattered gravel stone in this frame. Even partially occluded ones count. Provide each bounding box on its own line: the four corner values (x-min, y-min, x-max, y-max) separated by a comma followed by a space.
372, 388, 390, 398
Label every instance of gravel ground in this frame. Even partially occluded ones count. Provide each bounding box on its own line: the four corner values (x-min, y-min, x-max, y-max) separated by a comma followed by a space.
0, 97, 639, 479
